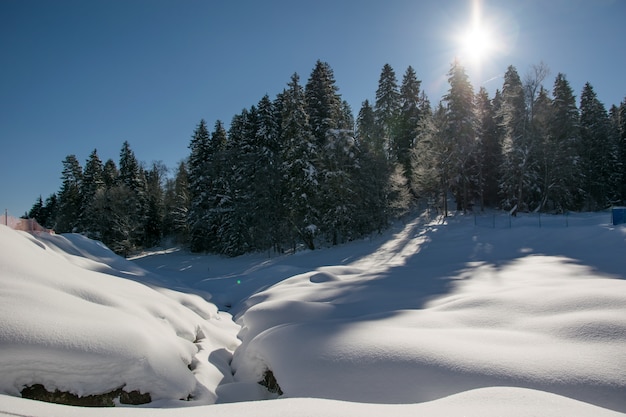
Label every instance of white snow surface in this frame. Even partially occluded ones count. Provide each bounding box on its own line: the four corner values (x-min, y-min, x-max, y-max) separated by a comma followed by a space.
1, 211, 626, 417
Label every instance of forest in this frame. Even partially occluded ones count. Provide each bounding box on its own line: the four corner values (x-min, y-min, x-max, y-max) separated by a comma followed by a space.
27, 60, 626, 256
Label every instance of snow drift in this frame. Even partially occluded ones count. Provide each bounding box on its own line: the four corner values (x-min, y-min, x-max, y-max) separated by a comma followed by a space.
1, 212, 625, 417
0, 225, 240, 405
230, 214, 626, 412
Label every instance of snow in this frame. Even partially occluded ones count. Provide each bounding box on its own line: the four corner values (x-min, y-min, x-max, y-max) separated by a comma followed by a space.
1, 211, 626, 416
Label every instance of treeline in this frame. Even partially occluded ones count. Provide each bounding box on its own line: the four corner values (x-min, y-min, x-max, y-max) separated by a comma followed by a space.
29, 60, 626, 256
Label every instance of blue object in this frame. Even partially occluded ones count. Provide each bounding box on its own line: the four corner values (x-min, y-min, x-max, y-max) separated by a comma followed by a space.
612, 207, 626, 225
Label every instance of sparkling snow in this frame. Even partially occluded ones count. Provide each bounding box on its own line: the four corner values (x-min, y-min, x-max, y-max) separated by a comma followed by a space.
1, 211, 625, 416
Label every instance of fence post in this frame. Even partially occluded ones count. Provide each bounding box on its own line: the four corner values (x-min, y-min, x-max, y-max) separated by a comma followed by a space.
4, 209, 7, 226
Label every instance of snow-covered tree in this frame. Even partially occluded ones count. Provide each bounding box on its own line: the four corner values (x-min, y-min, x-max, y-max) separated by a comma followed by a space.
443, 60, 476, 212
56, 154, 83, 233
374, 63, 400, 159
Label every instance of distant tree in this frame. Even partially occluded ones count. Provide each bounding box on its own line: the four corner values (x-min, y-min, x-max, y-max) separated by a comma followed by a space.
547, 73, 581, 211
443, 60, 476, 212
305, 60, 343, 146
187, 119, 213, 252
162, 160, 190, 243
612, 98, 626, 204
499, 65, 532, 212
579, 82, 614, 210
56, 154, 83, 232
81, 149, 104, 236
118, 141, 148, 248
374, 63, 401, 159
413, 103, 452, 216
143, 161, 166, 247
397, 66, 422, 187
474, 87, 501, 209
27, 195, 44, 223
281, 73, 319, 250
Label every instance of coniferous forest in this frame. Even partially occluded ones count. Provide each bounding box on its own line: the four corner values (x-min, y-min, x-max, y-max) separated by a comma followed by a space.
28, 60, 626, 256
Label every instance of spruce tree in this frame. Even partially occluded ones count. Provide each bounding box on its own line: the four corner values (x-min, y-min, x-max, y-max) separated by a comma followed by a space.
443, 60, 476, 212
81, 149, 104, 237
579, 82, 613, 209
117, 141, 147, 249
474, 87, 501, 209
281, 73, 319, 250
374, 63, 400, 159
499, 65, 532, 212
187, 119, 213, 252
305, 60, 343, 146
548, 73, 580, 211
56, 154, 83, 233
397, 66, 422, 186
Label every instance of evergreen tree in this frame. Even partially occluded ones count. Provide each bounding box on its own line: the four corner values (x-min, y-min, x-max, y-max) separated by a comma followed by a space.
116, 141, 147, 251
579, 82, 614, 209
499, 65, 532, 212
356, 99, 390, 232
443, 60, 476, 212
143, 161, 166, 247
611, 98, 626, 204
474, 87, 501, 209
163, 160, 190, 243
397, 66, 422, 186
305, 60, 343, 146
547, 73, 580, 211
413, 103, 451, 216
28, 196, 44, 224
81, 149, 104, 236
187, 119, 213, 252
56, 154, 83, 232
102, 159, 119, 187
374, 63, 400, 159
281, 73, 319, 250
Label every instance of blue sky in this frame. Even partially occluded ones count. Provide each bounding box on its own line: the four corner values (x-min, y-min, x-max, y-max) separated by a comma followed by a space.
1, 0, 625, 218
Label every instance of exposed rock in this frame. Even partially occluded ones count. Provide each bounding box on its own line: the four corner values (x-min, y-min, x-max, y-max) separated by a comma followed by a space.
258, 369, 283, 396
21, 384, 151, 407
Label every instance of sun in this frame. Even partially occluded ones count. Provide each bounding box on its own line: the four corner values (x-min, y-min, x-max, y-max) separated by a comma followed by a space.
460, 25, 494, 64
454, 0, 500, 67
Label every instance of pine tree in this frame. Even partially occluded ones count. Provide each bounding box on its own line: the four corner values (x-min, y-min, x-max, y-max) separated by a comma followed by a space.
474, 87, 501, 209
187, 119, 213, 252
547, 73, 580, 211
356, 99, 390, 232
281, 73, 319, 250
116, 141, 147, 251
143, 161, 166, 247
305, 60, 343, 146
81, 149, 104, 237
579, 82, 614, 210
162, 160, 190, 243
397, 66, 422, 186
443, 60, 476, 212
613, 98, 626, 204
413, 103, 451, 216
56, 154, 83, 232
499, 65, 532, 212
374, 63, 400, 159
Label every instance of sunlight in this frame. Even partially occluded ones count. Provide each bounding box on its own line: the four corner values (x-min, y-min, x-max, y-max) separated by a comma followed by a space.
460, 25, 494, 65
454, 0, 501, 69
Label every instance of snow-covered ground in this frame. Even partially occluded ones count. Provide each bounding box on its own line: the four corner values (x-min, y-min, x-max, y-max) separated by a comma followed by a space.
1, 211, 625, 416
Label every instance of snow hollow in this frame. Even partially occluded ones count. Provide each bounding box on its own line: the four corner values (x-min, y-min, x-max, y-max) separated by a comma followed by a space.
1, 211, 626, 417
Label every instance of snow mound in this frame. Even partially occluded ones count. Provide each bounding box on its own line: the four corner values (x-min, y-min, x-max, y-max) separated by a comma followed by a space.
231, 216, 626, 412
2, 386, 625, 417
0, 225, 240, 405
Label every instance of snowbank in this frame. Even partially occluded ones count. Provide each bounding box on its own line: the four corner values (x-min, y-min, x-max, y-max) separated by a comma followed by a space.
231, 214, 626, 412
1, 212, 625, 417
0, 225, 240, 405
2, 386, 625, 417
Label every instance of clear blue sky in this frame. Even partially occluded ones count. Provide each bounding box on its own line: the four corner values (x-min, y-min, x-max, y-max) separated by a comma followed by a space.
1, 0, 625, 218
